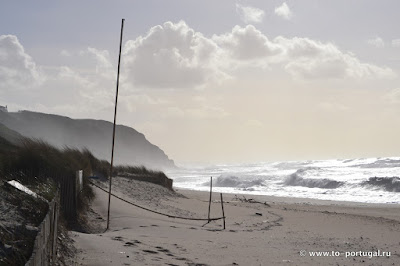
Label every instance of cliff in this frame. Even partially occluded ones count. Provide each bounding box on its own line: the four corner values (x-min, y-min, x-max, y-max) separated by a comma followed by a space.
0, 111, 175, 169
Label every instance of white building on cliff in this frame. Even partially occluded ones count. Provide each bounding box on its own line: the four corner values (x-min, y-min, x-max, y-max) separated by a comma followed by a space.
0, 105, 8, 112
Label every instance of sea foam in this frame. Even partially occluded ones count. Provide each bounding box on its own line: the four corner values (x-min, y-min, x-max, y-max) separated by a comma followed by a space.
167, 157, 400, 204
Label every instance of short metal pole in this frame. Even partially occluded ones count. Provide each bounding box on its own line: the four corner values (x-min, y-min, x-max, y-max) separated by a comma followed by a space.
207, 176, 212, 222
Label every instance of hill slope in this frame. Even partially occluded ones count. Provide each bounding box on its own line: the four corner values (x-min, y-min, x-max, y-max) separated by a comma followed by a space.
0, 122, 23, 146
0, 111, 175, 169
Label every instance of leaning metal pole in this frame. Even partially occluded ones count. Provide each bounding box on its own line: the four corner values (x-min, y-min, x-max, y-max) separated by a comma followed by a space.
107, 18, 125, 231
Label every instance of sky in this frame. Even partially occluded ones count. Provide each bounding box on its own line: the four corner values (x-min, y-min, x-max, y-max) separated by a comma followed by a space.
1, 0, 400, 164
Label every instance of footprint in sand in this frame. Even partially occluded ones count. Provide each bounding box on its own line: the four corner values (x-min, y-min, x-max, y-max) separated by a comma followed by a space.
172, 244, 187, 252
155, 246, 170, 253
124, 242, 136, 247
142, 249, 158, 254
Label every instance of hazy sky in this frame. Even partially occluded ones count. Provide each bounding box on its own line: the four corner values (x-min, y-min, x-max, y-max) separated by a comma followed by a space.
1, 1, 400, 164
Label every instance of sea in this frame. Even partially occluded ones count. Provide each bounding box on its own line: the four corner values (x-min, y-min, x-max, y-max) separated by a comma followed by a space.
166, 157, 400, 204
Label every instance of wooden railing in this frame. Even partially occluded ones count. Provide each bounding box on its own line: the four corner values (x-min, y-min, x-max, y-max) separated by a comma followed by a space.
24, 197, 59, 266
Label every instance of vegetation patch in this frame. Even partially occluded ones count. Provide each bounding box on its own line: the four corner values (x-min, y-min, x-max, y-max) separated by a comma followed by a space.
115, 165, 174, 190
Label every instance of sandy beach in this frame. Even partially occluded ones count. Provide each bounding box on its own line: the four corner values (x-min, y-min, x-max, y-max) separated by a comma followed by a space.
70, 177, 400, 265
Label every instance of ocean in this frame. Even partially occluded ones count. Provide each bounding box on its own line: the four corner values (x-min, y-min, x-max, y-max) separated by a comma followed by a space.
166, 157, 400, 204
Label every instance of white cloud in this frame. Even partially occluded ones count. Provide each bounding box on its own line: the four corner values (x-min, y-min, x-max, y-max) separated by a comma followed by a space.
86, 47, 115, 78
121, 22, 395, 88
236, 4, 265, 24
392, 39, 400, 48
275, 36, 395, 80
123, 21, 228, 89
41, 65, 114, 113
213, 25, 281, 63
0, 35, 44, 91
274, 2, 293, 20
367, 37, 385, 48
1, 24, 396, 118
0, 36, 117, 117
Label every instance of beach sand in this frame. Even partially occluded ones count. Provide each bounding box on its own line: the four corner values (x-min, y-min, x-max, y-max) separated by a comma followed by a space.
70, 177, 400, 265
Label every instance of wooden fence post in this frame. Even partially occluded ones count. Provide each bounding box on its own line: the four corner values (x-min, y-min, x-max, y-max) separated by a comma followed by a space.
207, 176, 212, 222
220, 193, 226, 230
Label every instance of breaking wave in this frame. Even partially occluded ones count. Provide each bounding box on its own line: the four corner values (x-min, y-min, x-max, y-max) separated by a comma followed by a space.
170, 157, 400, 204
205, 175, 265, 188
284, 168, 344, 189
362, 177, 400, 192
353, 158, 400, 169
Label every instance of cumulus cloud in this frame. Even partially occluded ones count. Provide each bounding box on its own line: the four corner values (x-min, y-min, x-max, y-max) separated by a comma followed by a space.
47, 47, 117, 111
0, 35, 44, 91
213, 25, 281, 63
121, 22, 395, 86
2, 23, 396, 118
274, 2, 293, 20
0, 36, 116, 116
367, 37, 385, 48
236, 4, 265, 24
123, 21, 228, 89
275, 36, 395, 79
392, 39, 400, 48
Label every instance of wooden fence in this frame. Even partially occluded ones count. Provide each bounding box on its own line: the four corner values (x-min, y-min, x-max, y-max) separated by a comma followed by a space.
24, 170, 82, 265
24, 197, 59, 266
60, 170, 83, 221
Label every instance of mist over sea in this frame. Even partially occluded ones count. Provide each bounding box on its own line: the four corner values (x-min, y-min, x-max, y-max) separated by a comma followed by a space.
166, 157, 400, 204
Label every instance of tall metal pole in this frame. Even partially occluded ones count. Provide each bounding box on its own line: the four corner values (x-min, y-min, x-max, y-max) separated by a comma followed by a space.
107, 18, 125, 231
